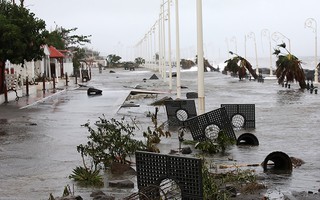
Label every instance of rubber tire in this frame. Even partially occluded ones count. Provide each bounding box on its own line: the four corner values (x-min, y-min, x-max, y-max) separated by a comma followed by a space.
263, 151, 292, 172
236, 133, 259, 146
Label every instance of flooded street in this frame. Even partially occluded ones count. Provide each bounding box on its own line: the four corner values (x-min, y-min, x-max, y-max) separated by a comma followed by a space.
0, 67, 320, 199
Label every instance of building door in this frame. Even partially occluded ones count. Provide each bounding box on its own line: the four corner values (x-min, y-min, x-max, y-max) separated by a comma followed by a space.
50, 63, 56, 78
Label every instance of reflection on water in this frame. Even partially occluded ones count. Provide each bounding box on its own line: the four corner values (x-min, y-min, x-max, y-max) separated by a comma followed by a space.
276, 89, 305, 105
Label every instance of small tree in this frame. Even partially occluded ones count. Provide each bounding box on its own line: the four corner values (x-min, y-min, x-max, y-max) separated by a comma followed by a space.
46, 26, 91, 50
106, 54, 122, 67
45, 25, 91, 74
273, 43, 306, 89
224, 51, 258, 80
70, 116, 146, 185
78, 116, 146, 168
134, 57, 145, 66
0, 1, 48, 94
143, 107, 171, 153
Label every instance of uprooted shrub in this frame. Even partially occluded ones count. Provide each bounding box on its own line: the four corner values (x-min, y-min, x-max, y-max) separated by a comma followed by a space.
80, 116, 146, 166
69, 166, 104, 187
70, 116, 146, 186
184, 130, 236, 154
143, 107, 171, 153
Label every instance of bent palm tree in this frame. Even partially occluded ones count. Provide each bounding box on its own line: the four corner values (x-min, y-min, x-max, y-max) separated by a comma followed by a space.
224, 51, 258, 80
273, 43, 306, 89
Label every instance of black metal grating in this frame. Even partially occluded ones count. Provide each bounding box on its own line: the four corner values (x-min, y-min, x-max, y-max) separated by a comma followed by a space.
136, 151, 203, 200
183, 107, 236, 141
167, 156, 203, 199
164, 99, 197, 126
221, 104, 255, 129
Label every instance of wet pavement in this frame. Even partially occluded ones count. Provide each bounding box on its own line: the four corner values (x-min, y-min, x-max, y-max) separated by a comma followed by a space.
0, 67, 320, 199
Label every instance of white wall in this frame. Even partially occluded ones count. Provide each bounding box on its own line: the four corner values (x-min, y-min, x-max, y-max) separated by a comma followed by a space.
64, 62, 74, 76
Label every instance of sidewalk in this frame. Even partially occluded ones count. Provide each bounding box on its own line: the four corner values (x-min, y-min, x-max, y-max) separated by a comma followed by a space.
0, 77, 78, 109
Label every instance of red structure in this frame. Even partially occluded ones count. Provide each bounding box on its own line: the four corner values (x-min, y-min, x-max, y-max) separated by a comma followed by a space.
49, 46, 64, 78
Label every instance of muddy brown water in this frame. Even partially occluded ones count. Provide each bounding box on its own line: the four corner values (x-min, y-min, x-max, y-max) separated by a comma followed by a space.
0, 67, 319, 199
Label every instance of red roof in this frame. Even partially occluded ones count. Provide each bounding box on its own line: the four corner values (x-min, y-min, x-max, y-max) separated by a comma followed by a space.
49, 46, 64, 58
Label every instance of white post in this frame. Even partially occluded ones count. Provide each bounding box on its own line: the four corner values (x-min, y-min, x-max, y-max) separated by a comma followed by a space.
144, 35, 147, 67
158, 16, 162, 74
175, 0, 181, 99
162, 0, 166, 81
262, 29, 273, 76
167, 0, 172, 90
316, 27, 318, 83
225, 38, 230, 58
197, 0, 205, 115
244, 35, 247, 59
150, 30, 153, 68
254, 35, 259, 75
247, 32, 259, 74
145, 34, 148, 68
153, 24, 157, 69
305, 18, 318, 83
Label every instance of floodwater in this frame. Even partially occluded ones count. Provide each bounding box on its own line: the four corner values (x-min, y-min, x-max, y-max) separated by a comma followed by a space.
0, 67, 319, 199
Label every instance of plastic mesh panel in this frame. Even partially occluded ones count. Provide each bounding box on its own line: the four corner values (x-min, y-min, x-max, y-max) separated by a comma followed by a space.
136, 151, 203, 199
184, 107, 236, 141
221, 104, 255, 129
167, 156, 203, 199
164, 100, 197, 126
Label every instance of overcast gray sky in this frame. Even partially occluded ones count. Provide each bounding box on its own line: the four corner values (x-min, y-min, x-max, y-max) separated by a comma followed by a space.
27, 0, 320, 63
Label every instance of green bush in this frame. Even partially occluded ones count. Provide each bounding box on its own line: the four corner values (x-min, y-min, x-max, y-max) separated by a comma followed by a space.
143, 107, 171, 153
69, 166, 103, 187
195, 130, 236, 154
70, 116, 146, 186
79, 116, 146, 168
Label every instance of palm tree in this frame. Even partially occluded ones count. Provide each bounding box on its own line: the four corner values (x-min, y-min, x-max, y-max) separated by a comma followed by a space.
106, 54, 121, 67
273, 43, 306, 89
224, 51, 258, 80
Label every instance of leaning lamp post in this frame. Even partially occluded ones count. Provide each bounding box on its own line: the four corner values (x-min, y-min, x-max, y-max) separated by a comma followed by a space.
261, 29, 273, 76
305, 18, 318, 83
247, 32, 259, 75
272, 31, 291, 52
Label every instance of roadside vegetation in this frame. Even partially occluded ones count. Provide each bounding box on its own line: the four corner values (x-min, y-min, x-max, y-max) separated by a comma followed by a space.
183, 129, 236, 154
223, 51, 258, 80
69, 116, 146, 186
69, 110, 264, 200
143, 107, 171, 153
273, 43, 307, 89
202, 162, 266, 199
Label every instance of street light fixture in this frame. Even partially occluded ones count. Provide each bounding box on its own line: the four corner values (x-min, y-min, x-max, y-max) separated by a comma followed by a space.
271, 31, 291, 52
305, 18, 318, 83
261, 29, 273, 76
